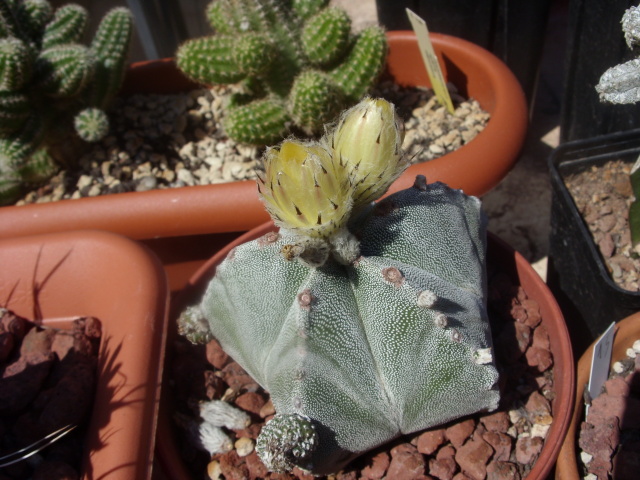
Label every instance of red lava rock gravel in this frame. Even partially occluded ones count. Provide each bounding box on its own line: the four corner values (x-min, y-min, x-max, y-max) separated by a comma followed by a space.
0, 309, 100, 480
578, 343, 640, 479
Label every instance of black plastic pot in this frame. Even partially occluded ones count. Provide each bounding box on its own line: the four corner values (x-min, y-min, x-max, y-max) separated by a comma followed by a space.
547, 128, 640, 355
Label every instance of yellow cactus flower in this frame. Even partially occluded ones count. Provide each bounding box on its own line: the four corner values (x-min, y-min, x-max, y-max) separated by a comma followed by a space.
328, 97, 408, 209
258, 139, 353, 238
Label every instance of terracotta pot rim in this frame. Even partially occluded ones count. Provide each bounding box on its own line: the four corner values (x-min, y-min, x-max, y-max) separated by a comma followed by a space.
157, 221, 573, 480
0, 230, 169, 480
555, 311, 640, 479
0, 32, 527, 242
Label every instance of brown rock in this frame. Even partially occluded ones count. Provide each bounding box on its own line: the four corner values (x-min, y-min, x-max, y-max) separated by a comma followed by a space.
597, 214, 617, 233
531, 324, 550, 350
437, 445, 457, 460
579, 418, 619, 462
19, 326, 55, 356
588, 394, 639, 429
486, 460, 521, 480
445, 419, 476, 448
521, 299, 541, 328
515, 436, 544, 465
361, 451, 390, 479
479, 411, 509, 433
206, 338, 230, 369
455, 435, 493, 480
259, 398, 276, 418
524, 391, 551, 423
387, 443, 426, 480
586, 455, 613, 480
509, 304, 527, 323
204, 370, 227, 399
525, 346, 553, 372
222, 361, 259, 392
482, 432, 512, 462
598, 233, 615, 258
235, 391, 266, 416
604, 376, 631, 397
452, 473, 474, 480
429, 456, 457, 480
218, 450, 249, 480
417, 428, 446, 455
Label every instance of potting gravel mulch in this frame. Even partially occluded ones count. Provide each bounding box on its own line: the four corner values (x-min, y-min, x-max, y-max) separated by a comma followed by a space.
578, 339, 640, 479
169, 263, 556, 480
14, 81, 488, 206
0, 309, 101, 480
563, 159, 640, 292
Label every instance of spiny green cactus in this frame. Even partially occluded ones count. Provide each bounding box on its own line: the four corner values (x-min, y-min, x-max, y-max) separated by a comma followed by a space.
596, 4, 640, 248
176, 0, 387, 146
178, 98, 499, 475
0, 2, 133, 206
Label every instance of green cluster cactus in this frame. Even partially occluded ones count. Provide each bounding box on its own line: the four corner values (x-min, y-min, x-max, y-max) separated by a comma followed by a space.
596, 3, 640, 248
0, 1, 133, 205
175, 0, 387, 146
179, 98, 500, 475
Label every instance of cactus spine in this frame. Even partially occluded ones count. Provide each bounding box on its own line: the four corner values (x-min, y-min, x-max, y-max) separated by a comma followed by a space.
179, 98, 500, 474
176, 0, 387, 146
0, 1, 133, 205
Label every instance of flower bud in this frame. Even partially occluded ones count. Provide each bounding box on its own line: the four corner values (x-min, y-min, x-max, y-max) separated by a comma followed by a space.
258, 139, 353, 238
328, 97, 407, 209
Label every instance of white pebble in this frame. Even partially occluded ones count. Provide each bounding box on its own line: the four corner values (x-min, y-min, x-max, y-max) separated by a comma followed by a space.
530, 423, 550, 438
235, 437, 254, 457
627, 347, 637, 359
580, 451, 593, 464
633, 339, 640, 353
613, 361, 625, 373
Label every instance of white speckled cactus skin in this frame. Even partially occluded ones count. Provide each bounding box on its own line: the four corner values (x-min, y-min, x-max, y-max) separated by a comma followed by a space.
182, 177, 499, 474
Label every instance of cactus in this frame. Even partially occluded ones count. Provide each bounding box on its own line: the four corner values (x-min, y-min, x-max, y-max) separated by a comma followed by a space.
178, 98, 500, 474
176, 0, 387, 146
596, 4, 640, 248
0, 2, 133, 205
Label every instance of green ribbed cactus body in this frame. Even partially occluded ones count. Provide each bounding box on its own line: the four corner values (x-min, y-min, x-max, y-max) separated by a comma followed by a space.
176, 0, 387, 145
0, 1, 132, 205
185, 180, 499, 474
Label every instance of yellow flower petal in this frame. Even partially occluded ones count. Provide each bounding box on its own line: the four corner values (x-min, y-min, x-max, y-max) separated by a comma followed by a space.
258, 139, 353, 238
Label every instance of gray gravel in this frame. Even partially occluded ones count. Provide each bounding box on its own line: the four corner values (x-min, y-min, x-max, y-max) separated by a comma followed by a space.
16, 84, 488, 205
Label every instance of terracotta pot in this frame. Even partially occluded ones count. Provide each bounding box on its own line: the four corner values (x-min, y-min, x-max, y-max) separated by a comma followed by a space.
155, 222, 573, 480
555, 312, 640, 479
0, 230, 169, 480
0, 32, 527, 292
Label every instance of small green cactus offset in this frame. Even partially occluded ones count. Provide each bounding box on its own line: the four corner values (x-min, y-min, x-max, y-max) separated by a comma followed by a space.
0, 1, 133, 205
596, 4, 640, 248
175, 0, 387, 146
179, 98, 500, 474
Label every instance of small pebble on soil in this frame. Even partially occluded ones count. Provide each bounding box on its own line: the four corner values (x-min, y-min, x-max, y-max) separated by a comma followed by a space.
15, 82, 489, 206
0, 309, 101, 480
564, 159, 640, 292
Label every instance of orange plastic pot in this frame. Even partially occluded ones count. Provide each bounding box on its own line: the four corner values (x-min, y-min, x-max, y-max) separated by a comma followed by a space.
155, 222, 572, 480
555, 312, 640, 479
0, 32, 527, 292
0, 230, 169, 480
